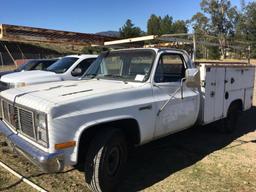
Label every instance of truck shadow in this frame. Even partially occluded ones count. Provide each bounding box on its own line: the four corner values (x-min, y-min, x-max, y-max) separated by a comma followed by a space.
118, 107, 256, 192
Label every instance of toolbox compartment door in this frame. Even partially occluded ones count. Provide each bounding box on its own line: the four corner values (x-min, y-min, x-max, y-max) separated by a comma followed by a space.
203, 67, 225, 124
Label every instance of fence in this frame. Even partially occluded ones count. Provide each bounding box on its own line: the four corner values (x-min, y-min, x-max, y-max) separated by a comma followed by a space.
0, 52, 62, 67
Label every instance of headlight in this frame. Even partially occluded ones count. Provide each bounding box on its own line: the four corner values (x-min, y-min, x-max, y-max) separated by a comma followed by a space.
35, 112, 48, 147
8, 83, 15, 88
16, 82, 27, 88
9, 82, 27, 88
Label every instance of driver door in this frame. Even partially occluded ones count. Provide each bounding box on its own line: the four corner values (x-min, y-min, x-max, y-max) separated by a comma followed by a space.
153, 52, 199, 138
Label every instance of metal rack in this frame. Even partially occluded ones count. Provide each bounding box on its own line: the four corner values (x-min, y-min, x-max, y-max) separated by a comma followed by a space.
103, 33, 251, 63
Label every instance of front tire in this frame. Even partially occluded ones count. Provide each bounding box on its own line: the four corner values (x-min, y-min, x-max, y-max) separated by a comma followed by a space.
84, 128, 127, 192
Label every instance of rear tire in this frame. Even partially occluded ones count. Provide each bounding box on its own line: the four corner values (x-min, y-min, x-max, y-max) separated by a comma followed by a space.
222, 103, 241, 133
84, 128, 127, 192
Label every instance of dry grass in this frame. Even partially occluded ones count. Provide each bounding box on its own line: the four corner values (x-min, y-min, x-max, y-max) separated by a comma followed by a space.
0, 166, 37, 192
2, 110, 256, 192
0, 120, 256, 191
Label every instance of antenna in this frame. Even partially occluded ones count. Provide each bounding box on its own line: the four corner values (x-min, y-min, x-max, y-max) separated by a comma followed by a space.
248, 45, 251, 65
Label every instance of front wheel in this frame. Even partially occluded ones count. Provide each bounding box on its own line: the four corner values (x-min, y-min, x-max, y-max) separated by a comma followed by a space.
84, 128, 127, 192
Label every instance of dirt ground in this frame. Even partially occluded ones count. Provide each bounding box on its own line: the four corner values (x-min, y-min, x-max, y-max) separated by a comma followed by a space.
1, 109, 256, 192
0, 65, 256, 192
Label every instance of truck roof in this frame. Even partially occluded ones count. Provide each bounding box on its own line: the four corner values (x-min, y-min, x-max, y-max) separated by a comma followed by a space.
65, 54, 98, 59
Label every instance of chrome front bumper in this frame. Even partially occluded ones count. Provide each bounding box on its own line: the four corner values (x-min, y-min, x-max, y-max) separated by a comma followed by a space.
0, 121, 64, 173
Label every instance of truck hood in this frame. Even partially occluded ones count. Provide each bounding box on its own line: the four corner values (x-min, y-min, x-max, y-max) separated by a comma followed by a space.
0, 70, 15, 78
0, 70, 60, 84
0, 79, 141, 112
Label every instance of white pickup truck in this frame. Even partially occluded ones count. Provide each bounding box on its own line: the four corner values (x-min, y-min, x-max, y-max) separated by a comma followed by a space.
0, 48, 254, 192
0, 54, 97, 90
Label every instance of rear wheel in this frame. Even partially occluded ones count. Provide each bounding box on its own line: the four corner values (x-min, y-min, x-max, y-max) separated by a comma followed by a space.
84, 128, 127, 192
222, 103, 242, 133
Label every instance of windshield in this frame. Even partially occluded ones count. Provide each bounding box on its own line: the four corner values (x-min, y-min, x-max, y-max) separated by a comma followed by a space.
17, 60, 57, 71
47, 57, 78, 73
84, 50, 155, 82
17, 60, 37, 71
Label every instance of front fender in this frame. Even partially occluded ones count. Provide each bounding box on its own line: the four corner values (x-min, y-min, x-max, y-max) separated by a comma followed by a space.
71, 115, 140, 163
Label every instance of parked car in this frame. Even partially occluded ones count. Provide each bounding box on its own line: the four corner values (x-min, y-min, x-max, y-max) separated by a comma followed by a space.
0, 58, 58, 78
0, 54, 97, 91
0, 48, 254, 192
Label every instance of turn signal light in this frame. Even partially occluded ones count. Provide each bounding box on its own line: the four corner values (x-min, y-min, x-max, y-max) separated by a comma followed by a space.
55, 141, 76, 150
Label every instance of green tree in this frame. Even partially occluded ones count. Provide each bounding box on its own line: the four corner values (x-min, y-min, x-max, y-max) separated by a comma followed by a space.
244, 2, 256, 57
191, 12, 209, 34
147, 14, 188, 35
82, 46, 109, 54
190, 12, 210, 59
147, 14, 161, 35
160, 15, 173, 34
200, 0, 239, 58
235, 2, 256, 58
172, 20, 188, 33
119, 19, 142, 38
208, 46, 221, 60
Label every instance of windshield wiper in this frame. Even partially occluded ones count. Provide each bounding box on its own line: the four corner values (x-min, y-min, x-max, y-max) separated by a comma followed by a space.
100, 74, 129, 84
83, 74, 98, 79
102, 74, 124, 78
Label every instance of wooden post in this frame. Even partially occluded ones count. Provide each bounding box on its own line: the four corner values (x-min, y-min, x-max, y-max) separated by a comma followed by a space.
17, 45, 26, 59
4, 44, 17, 66
192, 34, 196, 62
248, 45, 251, 65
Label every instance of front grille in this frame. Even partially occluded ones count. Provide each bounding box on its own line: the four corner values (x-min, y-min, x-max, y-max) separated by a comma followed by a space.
2, 100, 35, 139
8, 104, 19, 129
19, 109, 34, 138
2, 100, 9, 120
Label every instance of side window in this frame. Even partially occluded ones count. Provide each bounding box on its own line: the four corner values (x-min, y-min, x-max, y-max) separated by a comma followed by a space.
72, 58, 96, 76
33, 62, 44, 70
154, 54, 185, 83
42, 61, 56, 69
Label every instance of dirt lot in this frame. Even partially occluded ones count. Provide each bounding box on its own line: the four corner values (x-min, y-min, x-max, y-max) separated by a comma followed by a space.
0, 63, 256, 192
1, 110, 256, 192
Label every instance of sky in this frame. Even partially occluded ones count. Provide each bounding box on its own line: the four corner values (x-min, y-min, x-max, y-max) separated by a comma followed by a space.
0, 0, 253, 34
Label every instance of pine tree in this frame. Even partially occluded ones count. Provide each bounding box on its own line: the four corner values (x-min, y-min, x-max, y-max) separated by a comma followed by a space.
147, 14, 161, 35
160, 15, 173, 34
119, 19, 142, 38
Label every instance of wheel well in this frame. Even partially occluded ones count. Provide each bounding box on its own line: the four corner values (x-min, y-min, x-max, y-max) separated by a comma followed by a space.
77, 119, 140, 166
229, 99, 243, 112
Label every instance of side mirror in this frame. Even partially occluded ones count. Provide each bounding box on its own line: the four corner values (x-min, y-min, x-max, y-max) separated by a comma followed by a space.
71, 68, 83, 77
185, 68, 200, 88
